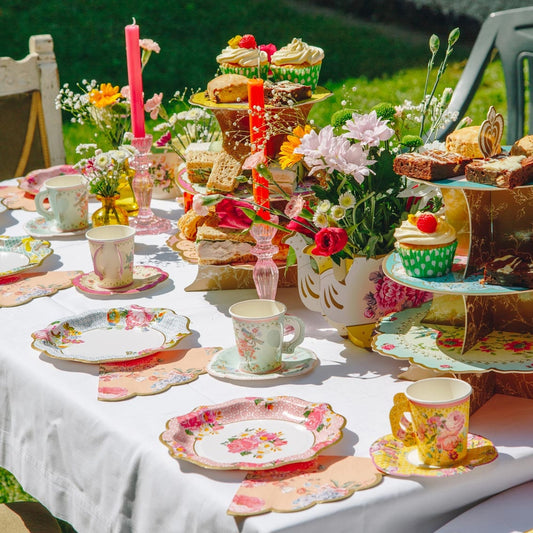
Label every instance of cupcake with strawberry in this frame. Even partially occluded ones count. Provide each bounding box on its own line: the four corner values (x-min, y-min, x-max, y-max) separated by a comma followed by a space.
394, 211, 457, 278
216, 34, 271, 80
270, 38, 324, 90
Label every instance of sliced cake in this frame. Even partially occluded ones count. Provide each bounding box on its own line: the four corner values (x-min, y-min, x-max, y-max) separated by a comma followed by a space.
465, 155, 533, 188
392, 149, 472, 181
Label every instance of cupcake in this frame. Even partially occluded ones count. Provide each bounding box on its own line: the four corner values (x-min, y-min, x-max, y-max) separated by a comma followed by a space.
270, 38, 324, 90
216, 34, 269, 80
394, 212, 457, 278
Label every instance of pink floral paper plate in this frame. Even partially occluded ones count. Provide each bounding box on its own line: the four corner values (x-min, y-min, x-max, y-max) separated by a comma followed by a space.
72, 265, 168, 295
31, 304, 191, 363
369, 433, 497, 478
160, 396, 346, 470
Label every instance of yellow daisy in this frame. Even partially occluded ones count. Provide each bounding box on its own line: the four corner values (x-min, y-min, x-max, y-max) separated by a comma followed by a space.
89, 83, 122, 108
278, 124, 312, 169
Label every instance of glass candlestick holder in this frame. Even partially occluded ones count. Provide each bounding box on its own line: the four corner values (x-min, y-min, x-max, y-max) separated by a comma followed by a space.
250, 214, 279, 300
129, 134, 172, 235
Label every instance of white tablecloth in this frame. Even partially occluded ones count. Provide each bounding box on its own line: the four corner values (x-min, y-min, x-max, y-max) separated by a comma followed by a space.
435, 481, 533, 532
1, 185, 533, 533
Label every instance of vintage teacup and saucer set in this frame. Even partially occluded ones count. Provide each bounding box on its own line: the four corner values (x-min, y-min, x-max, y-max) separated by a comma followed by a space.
207, 298, 319, 381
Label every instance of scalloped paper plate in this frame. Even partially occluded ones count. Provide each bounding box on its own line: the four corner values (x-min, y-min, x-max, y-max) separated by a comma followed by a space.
0, 236, 53, 277
31, 305, 191, 363
160, 396, 345, 470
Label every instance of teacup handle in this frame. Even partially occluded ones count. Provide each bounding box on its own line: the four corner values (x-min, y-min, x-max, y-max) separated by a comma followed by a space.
92, 244, 124, 279
389, 392, 417, 446
92, 245, 105, 280
281, 315, 305, 354
34, 190, 54, 221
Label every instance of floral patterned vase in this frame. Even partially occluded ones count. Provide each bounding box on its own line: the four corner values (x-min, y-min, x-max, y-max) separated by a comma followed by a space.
149, 152, 182, 200
92, 195, 129, 227
286, 232, 431, 347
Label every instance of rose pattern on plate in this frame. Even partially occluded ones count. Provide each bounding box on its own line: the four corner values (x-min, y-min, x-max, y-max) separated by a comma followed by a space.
222, 427, 288, 458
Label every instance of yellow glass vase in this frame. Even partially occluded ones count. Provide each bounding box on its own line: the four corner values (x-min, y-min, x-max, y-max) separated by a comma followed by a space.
116, 176, 138, 215
92, 195, 129, 227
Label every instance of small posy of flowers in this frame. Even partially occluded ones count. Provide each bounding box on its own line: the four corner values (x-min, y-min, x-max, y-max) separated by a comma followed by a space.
75, 144, 137, 197
152, 88, 221, 161
56, 37, 161, 150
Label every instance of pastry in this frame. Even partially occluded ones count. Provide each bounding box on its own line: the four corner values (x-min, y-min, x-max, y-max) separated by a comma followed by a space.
483, 254, 533, 288
264, 80, 312, 105
207, 74, 249, 104
177, 209, 218, 241
392, 150, 471, 181
445, 125, 501, 159
510, 135, 533, 157
270, 38, 324, 90
465, 155, 533, 188
216, 34, 269, 80
394, 211, 457, 278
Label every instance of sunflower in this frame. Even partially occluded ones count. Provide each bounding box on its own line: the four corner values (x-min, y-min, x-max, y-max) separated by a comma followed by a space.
89, 83, 122, 108
278, 124, 312, 169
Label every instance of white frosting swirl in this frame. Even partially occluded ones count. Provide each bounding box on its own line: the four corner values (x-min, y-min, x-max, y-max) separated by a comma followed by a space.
271, 38, 324, 66
394, 213, 456, 246
216, 46, 268, 67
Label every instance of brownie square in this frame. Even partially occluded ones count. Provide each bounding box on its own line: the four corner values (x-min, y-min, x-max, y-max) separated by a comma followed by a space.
392, 149, 471, 181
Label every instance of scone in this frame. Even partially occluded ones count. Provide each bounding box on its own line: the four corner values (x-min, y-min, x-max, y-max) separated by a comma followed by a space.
446, 125, 502, 159
207, 74, 249, 104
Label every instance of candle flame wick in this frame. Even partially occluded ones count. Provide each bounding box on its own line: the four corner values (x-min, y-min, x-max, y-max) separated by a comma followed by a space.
132, 17, 136, 25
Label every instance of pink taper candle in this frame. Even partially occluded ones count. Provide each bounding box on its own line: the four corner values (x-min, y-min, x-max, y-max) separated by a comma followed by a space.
125, 19, 145, 138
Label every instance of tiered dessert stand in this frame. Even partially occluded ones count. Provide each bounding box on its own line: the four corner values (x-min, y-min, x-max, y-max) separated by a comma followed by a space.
373, 173, 533, 408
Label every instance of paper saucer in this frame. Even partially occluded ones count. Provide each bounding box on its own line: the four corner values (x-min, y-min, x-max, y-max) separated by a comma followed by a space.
72, 265, 168, 295
207, 345, 319, 381
24, 217, 89, 238
369, 433, 497, 478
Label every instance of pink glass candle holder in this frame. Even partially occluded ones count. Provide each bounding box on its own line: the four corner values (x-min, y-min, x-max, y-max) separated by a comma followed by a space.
129, 134, 172, 235
250, 214, 279, 300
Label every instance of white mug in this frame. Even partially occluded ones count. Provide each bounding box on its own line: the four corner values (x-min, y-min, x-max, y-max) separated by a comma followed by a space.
229, 299, 305, 374
86, 225, 135, 288
34, 174, 88, 231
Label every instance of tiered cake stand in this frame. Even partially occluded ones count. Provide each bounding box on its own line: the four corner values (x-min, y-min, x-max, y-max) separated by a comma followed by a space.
372, 174, 533, 407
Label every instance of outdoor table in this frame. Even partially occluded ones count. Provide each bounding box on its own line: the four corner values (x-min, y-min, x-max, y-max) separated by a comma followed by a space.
1, 179, 533, 533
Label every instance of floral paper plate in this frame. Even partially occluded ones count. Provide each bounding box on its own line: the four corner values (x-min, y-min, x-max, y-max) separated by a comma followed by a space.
31, 304, 191, 363
17, 165, 77, 196
0, 236, 53, 277
369, 433, 497, 477
160, 396, 346, 470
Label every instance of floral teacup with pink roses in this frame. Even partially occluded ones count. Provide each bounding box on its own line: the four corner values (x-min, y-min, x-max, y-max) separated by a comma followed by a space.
389, 377, 472, 467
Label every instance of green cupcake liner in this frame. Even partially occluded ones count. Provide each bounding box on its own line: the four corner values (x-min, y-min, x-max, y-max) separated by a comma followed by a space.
270, 63, 321, 90
397, 241, 458, 278
219, 63, 269, 80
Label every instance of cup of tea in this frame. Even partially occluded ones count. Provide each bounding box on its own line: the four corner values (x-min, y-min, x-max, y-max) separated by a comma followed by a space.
86, 225, 135, 289
389, 377, 472, 467
229, 299, 305, 374
34, 174, 88, 231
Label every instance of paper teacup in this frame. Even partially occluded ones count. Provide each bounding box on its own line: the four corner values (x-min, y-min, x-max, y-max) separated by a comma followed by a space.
389, 377, 472, 467
34, 174, 88, 232
86, 225, 135, 289
229, 299, 305, 374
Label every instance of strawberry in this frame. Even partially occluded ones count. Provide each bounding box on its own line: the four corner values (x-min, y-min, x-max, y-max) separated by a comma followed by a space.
239, 34, 257, 49
416, 213, 438, 233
